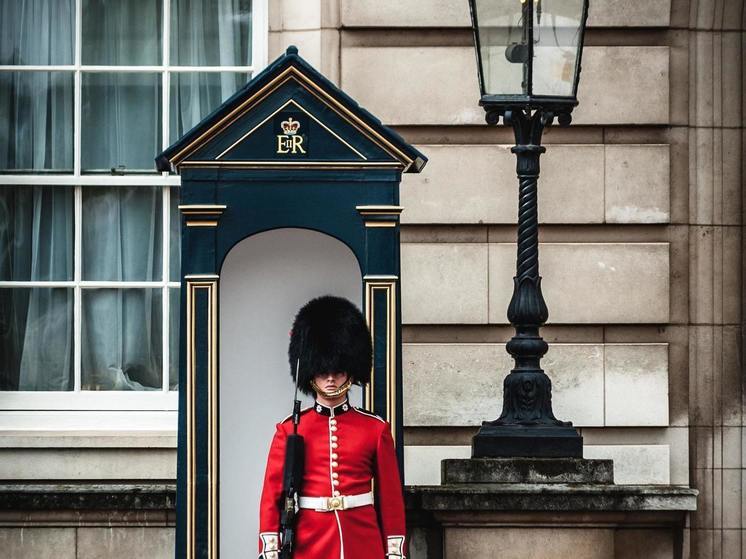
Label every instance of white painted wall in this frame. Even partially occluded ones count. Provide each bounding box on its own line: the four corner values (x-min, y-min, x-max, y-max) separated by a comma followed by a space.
219, 228, 363, 558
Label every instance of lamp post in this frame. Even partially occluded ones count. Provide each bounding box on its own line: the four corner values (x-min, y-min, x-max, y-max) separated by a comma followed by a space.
468, 0, 589, 458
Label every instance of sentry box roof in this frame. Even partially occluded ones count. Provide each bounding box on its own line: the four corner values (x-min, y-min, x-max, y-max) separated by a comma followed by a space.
156, 46, 427, 174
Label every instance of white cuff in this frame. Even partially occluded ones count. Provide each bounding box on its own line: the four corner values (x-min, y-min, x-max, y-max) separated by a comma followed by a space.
259, 532, 280, 559
386, 535, 406, 558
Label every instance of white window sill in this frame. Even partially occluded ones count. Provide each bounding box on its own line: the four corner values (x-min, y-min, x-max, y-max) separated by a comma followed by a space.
0, 410, 177, 447
0, 391, 178, 411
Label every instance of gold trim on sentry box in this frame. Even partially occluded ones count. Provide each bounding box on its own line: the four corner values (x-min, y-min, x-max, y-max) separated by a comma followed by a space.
178, 160, 401, 169
168, 66, 413, 171
179, 205, 227, 215
185, 276, 219, 559
216, 99, 367, 161
364, 279, 398, 445
364, 222, 397, 228
355, 205, 404, 216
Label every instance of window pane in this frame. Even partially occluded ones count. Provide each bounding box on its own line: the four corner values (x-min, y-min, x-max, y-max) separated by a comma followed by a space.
170, 72, 247, 143
82, 186, 163, 281
0, 0, 75, 65
0, 186, 74, 281
82, 288, 163, 390
81, 72, 162, 172
170, 187, 181, 281
0, 288, 73, 391
170, 0, 252, 66
169, 287, 179, 390
82, 0, 162, 65
0, 71, 74, 172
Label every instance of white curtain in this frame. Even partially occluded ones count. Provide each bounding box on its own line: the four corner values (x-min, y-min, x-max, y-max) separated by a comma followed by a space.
0, 187, 74, 390
0, 0, 252, 392
0, 0, 75, 171
170, 0, 252, 142
80, 187, 163, 391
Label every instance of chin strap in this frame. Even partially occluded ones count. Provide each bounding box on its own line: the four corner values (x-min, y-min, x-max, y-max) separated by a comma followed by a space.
310, 378, 353, 399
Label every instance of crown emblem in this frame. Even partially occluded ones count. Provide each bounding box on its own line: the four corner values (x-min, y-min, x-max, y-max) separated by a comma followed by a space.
281, 117, 300, 135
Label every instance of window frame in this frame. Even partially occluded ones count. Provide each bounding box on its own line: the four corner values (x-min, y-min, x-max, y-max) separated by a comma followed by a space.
0, 0, 268, 414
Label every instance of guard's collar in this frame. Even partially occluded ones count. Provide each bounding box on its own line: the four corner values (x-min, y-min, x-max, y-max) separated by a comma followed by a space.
313, 398, 351, 417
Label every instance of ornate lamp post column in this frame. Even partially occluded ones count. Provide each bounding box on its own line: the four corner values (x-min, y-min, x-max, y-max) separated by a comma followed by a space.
468, 0, 589, 458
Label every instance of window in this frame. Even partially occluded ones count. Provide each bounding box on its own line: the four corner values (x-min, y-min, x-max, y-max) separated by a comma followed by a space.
0, 0, 267, 411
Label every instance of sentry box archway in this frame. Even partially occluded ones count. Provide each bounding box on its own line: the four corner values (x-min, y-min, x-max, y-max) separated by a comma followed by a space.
156, 46, 426, 559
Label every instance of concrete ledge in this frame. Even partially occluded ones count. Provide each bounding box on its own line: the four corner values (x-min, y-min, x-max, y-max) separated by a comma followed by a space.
442, 458, 614, 485
407, 484, 697, 513
0, 484, 175, 511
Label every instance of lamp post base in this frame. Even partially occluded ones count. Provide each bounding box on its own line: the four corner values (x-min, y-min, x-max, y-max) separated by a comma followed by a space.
472, 424, 583, 458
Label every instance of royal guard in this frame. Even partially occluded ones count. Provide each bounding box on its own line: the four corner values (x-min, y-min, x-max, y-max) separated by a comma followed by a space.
258, 295, 407, 559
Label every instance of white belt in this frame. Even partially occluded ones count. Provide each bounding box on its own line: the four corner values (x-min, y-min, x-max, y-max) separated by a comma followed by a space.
298, 491, 374, 512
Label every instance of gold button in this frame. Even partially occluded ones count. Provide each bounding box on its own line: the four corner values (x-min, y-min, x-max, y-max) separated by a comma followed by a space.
331, 443, 338, 449
332, 461, 339, 467
330, 426, 338, 432
333, 491, 341, 497
331, 435, 338, 441
332, 472, 339, 479
333, 480, 340, 486
330, 419, 337, 425
331, 453, 338, 459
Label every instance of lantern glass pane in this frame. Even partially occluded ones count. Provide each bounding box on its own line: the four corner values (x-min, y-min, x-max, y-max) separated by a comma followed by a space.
531, 0, 584, 97
474, 0, 529, 96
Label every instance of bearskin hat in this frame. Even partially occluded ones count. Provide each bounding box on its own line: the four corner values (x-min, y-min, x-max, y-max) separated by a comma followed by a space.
288, 295, 372, 395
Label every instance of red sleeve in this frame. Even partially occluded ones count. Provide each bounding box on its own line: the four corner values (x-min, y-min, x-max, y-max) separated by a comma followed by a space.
374, 422, 407, 558
257, 423, 287, 557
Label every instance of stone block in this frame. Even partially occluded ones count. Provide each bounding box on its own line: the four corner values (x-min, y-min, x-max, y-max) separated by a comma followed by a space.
488, 243, 670, 324
341, 47, 482, 126
574, 47, 669, 125
445, 527, 614, 559
340, 0, 471, 28
614, 529, 674, 559
0, 528, 75, 559
584, 445, 670, 484
77, 527, 174, 559
721, 469, 742, 529
274, 0, 321, 30
721, 468, 743, 530
400, 145, 509, 224
541, 145, 606, 223
542, 343, 605, 426
339, 0, 671, 28
0, 449, 176, 479
401, 244, 488, 324
400, 144, 605, 224
721, 427, 742, 469
605, 145, 671, 224
402, 343, 500, 426
587, 0, 671, 27
605, 344, 669, 427
402, 343, 605, 427
341, 47, 669, 126
442, 457, 614, 484
580, 426, 689, 485
403, 445, 470, 485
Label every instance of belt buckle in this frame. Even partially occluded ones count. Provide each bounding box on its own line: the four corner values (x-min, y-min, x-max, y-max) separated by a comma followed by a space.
327, 496, 345, 511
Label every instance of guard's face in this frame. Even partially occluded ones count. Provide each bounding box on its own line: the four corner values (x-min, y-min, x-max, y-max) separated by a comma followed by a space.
313, 371, 349, 393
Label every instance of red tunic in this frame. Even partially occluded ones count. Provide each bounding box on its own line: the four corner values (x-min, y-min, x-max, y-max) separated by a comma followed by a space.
258, 399, 407, 559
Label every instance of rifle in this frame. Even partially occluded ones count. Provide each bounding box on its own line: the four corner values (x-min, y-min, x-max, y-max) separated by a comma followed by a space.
279, 358, 305, 559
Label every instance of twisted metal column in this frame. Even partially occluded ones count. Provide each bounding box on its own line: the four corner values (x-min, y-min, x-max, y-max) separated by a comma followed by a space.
472, 107, 581, 458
